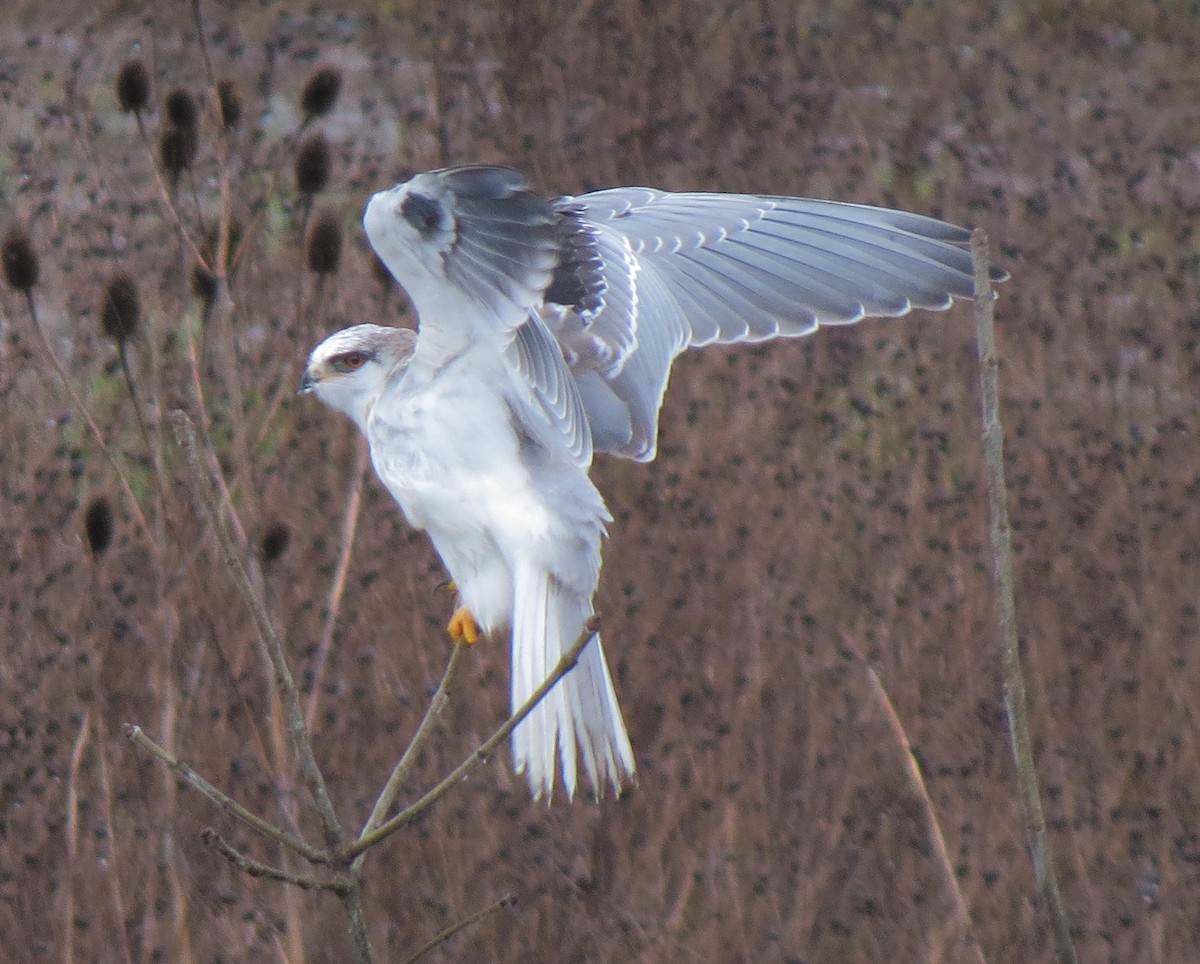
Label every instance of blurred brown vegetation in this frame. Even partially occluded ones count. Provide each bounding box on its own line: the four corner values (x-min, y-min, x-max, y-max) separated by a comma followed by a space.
2, 1, 1198, 961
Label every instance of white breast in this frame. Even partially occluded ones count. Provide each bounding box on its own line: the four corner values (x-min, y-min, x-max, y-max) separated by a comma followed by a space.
366, 344, 552, 633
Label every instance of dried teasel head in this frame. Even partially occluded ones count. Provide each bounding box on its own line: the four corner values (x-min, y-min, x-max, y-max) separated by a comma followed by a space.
159, 123, 197, 186
259, 523, 291, 564
83, 497, 114, 557
295, 133, 332, 196
164, 87, 198, 129
159, 87, 199, 186
216, 78, 242, 130
2, 225, 39, 293
300, 65, 342, 120
116, 59, 150, 114
100, 273, 141, 344
305, 212, 342, 275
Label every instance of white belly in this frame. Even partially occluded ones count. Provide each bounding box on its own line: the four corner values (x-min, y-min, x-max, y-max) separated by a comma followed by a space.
366, 348, 556, 632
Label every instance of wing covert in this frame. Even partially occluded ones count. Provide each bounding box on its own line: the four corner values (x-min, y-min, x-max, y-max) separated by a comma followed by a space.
505, 313, 595, 467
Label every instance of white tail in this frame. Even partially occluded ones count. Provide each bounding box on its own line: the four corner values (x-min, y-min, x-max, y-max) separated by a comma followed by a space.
510, 560, 636, 800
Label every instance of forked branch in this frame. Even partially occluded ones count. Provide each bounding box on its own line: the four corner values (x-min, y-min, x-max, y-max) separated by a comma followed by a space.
347, 616, 602, 860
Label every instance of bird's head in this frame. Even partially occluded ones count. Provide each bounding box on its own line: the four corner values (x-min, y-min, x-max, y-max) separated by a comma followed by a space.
301, 324, 417, 430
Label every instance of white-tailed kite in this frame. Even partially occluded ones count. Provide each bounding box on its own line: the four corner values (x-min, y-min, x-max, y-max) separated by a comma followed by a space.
303, 165, 1006, 801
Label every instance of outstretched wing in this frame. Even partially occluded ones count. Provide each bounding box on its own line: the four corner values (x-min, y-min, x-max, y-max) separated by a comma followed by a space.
544, 187, 1008, 461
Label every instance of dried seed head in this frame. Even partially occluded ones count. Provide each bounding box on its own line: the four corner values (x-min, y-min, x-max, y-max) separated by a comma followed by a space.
192, 219, 244, 307
294, 133, 332, 196
2, 226, 39, 292
159, 123, 197, 184
164, 87, 198, 130
116, 59, 150, 114
306, 212, 342, 275
259, 523, 290, 563
191, 265, 215, 309
84, 498, 114, 556
300, 66, 342, 119
100, 273, 141, 343
216, 78, 243, 130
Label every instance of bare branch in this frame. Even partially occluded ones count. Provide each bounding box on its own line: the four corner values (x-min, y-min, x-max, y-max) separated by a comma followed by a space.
971, 229, 1077, 964
344, 617, 601, 860
306, 436, 371, 730
355, 642, 469, 866
400, 892, 515, 964
169, 409, 344, 846
200, 829, 342, 892
125, 724, 328, 864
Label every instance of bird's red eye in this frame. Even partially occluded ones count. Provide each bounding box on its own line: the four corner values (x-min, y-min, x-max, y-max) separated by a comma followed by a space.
337, 351, 368, 372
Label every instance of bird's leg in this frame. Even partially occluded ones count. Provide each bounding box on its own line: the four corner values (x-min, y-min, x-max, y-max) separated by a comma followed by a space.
447, 606, 480, 645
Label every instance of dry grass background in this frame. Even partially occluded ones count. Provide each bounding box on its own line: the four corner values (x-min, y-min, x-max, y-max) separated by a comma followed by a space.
1, 1, 1197, 961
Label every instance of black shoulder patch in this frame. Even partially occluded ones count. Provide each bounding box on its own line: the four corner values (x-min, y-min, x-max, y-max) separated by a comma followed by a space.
401, 192, 443, 235
546, 206, 605, 313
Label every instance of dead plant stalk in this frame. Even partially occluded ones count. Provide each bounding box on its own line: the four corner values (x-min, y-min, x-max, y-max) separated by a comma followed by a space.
971, 229, 1077, 964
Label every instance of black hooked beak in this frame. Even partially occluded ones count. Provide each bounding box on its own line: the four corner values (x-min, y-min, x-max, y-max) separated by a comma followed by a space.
299, 369, 317, 395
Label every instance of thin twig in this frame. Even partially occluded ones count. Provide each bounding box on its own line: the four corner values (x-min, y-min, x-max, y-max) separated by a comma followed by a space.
305, 435, 371, 730
184, 302, 250, 549
124, 724, 329, 864
112, 340, 175, 535
344, 617, 601, 860
19, 292, 154, 544
131, 111, 211, 274
188, 0, 215, 88
64, 713, 90, 964
355, 643, 468, 865
116, 341, 154, 460
400, 892, 515, 964
971, 229, 1077, 964
157, 630, 197, 964
294, 198, 314, 333
250, 358, 299, 452
855, 654, 987, 964
200, 829, 341, 892
170, 410, 344, 846
206, 84, 254, 535
94, 722, 135, 964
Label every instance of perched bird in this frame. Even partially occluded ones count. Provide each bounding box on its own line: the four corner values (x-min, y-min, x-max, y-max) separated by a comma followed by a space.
303, 165, 1006, 801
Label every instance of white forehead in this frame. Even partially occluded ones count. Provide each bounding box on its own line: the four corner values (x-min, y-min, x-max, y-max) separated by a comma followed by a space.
310, 324, 393, 363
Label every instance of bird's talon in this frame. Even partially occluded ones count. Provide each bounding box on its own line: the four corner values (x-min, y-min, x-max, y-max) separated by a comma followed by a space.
448, 606, 480, 645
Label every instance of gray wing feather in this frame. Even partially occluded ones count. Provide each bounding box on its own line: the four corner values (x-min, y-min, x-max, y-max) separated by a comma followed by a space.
416, 166, 562, 330
597, 261, 691, 456
552, 186, 1006, 460
506, 314, 594, 466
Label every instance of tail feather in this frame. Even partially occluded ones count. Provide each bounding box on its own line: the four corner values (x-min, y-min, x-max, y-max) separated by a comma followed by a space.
511, 560, 635, 800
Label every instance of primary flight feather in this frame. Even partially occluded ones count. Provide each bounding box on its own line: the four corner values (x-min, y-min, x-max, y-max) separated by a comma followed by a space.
303, 165, 1006, 800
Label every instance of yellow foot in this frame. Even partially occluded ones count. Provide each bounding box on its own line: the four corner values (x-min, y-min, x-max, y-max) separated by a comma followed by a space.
447, 606, 480, 645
